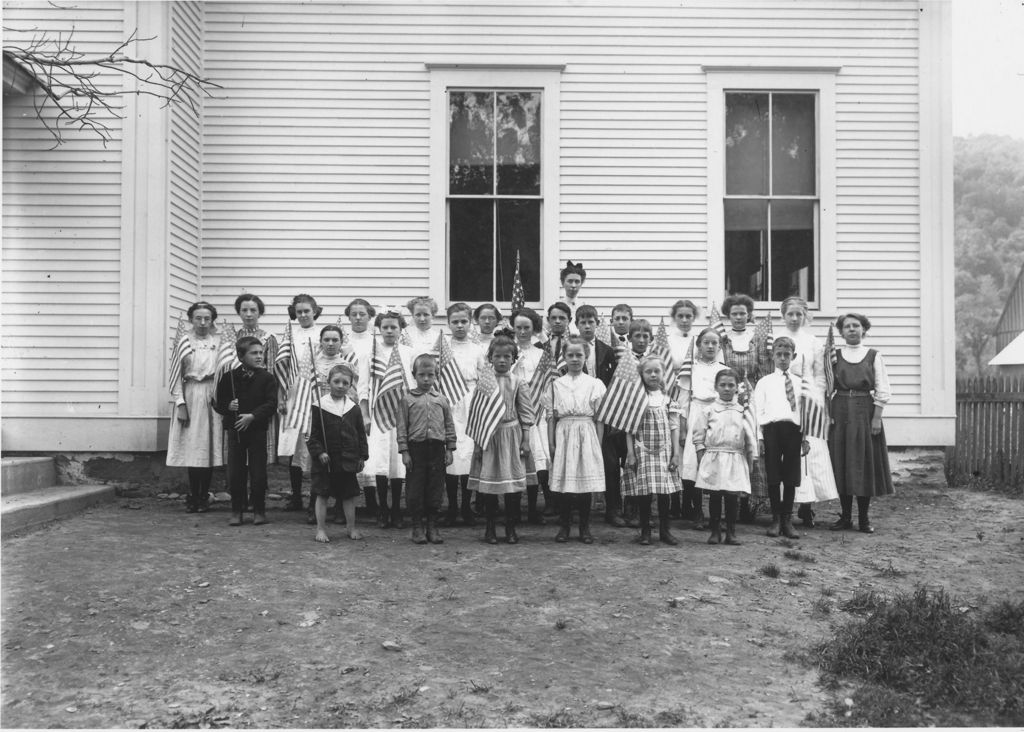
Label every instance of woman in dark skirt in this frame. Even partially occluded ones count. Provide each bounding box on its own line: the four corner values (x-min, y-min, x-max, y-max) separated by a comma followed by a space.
828, 313, 894, 533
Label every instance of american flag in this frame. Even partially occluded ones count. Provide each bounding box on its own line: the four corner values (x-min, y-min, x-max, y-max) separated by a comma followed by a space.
399, 327, 413, 348
709, 301, 727, 339
167, 313, 194, 392
284, 370, 315, 431
215, 320, 237, 377
799, 371, 830, 440
510, 249, 525, 313
547, 335, 567, 375
738, 377, 758, 441
595, 320, 614, 346
823, 322, 837, 397
372, 345, 406, 432
653, 318, 681, 401
528, 343, 558, 412
752, 315, 770, 375
764, 314, 775, 356
274, 321, 298, 391
436, 332, 468, 406
595, 349, 647, 434
465, 362, 506, 451
677, 336, 695, 393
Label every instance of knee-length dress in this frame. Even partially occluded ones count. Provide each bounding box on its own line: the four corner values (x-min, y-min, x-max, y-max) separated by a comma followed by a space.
680, 359, 724, 483
622, 391, 682, 497
359, 342, 416, 478
787, 328, 839, 503
167, 332, 226, 468
691, 398, 755, 494
468, 373, 535, 495
829, 346, 895, 498
721, 328, 770, 497
446, 337, 485, 476
548, 373, 607, 494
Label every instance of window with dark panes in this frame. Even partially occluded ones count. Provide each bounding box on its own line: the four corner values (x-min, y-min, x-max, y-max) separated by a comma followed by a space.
448, 90, 541, 303
724, 92, 817, 303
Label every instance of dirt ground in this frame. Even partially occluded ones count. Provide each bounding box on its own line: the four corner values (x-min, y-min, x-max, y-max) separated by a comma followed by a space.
2, 480, 1023, 729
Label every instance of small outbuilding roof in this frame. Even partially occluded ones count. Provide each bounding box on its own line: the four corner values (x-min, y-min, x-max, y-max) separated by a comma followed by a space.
989, 330, 1024, 366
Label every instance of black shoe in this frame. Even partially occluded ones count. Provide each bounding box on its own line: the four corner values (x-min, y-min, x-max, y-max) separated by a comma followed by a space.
283, 496, 303, 512
484, 520, 498, 545
555, 525, 570, 543
858, 521, 875, 534
830, 516, 853, 531
505, 525, 519, 545
605, 513, 627, 528
638, 528, 652, 546
797, 504, 816, 528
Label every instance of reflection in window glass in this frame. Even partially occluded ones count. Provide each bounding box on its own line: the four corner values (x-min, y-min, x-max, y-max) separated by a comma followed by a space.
772, 94, 815, 196
725, 93, 768, 196
448, 89, 542, 304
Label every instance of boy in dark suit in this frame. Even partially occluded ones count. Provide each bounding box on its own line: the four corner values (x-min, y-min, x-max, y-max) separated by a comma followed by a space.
215, 336, 278, 526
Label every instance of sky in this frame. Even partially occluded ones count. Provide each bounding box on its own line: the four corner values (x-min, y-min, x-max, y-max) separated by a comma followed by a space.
952, 0, 1024, 137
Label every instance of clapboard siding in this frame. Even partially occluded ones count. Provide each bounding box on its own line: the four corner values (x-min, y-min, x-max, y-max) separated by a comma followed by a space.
1, 1, 125, 417
200, 0, 922, 407
168, 1, 203, 326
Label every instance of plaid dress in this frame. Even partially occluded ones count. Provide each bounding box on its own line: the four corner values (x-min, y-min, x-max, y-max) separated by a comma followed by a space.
622, 392, 682, 497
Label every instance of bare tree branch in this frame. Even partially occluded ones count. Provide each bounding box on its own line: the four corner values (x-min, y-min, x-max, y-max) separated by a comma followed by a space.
3, 27, 221, 147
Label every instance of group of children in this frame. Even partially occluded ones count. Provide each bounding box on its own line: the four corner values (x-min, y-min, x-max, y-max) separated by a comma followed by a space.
171, 261, 884, 548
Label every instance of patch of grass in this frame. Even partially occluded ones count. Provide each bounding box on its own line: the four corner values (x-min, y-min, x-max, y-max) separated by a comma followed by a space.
984, 599, 1024, 636
811, 597, 833, 616
783, 549, 817, 563
821, 586, 836, 597
554, 618, 568, 630
876, 560, 906, 578
792, 568, 809, 578
381, 684, 420, 710
777, 538, 797, 548
758, 563, 780, 578
816, 587, 1024, 725
840, 589, 886, 615
529, 707, 587, 728
468, 680, 491, 694
653, 708, 701, 727
245, 663, 281, 684
614, 706, 653, 728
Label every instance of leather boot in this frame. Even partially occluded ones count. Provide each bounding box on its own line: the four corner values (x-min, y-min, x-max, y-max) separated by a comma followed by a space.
460, 487, 477, 527
766, 512, 780, 537
578, 496, 594, 544
707, 524, 722, 544
723, 495, 741, 544
623, 497, 640, 528
659, 516, 679, 545
638, 497, 652, 545
504, 493, 521, 544
411, 517, 427, 544
541, 476, 555, 517
484, 518, 498, 545
797, 503, 816, 528
780, 514, 800, 539
724, 520, 741, 545
443, 478, 460, 527
555, 497, 571, 543
505, 520, 519, 544
427, 514, 443, 544
284, 466, 304, 511
376, 478, 390, 528
390, 480, 404, 529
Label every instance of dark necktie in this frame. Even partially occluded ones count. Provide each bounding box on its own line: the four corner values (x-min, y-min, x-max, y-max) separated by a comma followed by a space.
784, 372, 796, 412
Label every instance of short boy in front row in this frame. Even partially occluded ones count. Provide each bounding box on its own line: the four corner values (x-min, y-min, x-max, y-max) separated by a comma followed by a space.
752, 336, 810, 540
215, 336, 278, 527
397, 354, 457, 545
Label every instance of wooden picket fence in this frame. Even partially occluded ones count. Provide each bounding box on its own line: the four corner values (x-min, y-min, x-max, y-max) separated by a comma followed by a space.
948, 377, 1024, 487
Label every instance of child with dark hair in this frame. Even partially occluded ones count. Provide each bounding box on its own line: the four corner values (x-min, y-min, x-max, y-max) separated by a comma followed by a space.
398, 354, 457, 544
215, 336, 278, 526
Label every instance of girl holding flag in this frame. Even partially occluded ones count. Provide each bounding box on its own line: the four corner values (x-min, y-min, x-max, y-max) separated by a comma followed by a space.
166, 301, 227, 512
358, 308, 416, 529
511, 307, 551, 521
276, 293, 325, 512
342, 297, 379, 513
779, 296, 839, 527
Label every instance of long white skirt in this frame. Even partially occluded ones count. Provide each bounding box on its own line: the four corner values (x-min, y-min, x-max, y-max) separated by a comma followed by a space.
166, 379, 225, 468
529, 416, 550, 473
549, 417, 605, 494
366, 425, 405, 479
794, 436, 839, 503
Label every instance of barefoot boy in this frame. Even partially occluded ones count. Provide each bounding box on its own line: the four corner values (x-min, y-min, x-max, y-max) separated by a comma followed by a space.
307, 363, 369, 542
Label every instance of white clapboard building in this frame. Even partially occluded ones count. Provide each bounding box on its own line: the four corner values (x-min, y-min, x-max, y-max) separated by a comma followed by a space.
2, 0, 954, 453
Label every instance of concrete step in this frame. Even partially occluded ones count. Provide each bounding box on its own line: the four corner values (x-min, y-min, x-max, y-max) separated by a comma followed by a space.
1, 484, 117, 539
1, 457, 57, 497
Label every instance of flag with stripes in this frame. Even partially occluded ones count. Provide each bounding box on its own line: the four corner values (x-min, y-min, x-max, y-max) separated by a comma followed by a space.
465, 363, 506, 451
764, 314, 775, 357
799, 372, 830, 441
528, 343, 558, 413
274, 321, 297, 390
595, 352, 647, 435
737, 376, 759, 442
708, 301, 727, 339
823, 322, 837, 397
676, 336, 695, 392
372, 346, 406, 432
436, 332, 468, 406
595, 321, 614, 347
510, 249, 525, 313
283, 371, 315, 431
399, 328, 413, 348
547, 335, 567, 375
215, 321, 237, 377
167, 326, 194, 393
653, 318, 681, 401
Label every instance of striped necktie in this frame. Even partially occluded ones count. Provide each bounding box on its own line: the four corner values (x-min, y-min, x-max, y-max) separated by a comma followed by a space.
783, 372, 796, 412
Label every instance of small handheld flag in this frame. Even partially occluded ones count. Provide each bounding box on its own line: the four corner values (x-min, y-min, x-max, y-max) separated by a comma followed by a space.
436, 332, 468, 406
709, 301, 727, 339
510, 249, 525, 313
595, 352, 647, 435
215, 320, 237, 377
823, 321, 837, 397
528, 344, 558, 413
372, 346, 406, 432
466, 363, 506, 451
167, 312, 194, 392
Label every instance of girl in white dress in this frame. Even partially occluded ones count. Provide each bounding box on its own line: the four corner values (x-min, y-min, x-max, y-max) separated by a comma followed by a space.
359, 309, 416, 528
667, 298, 699, 519
472, 302, 501, 348
511, 306, 549, 522
692, 367, 757, 545
276, 294, 324, 512
443, 302, 486, 526
342, 298, 378, 510
679, 328, 726, 530
403, 296, 442, 361
780, 296, 839, 527
167, 301, 227, 512
547, 337, 607, 544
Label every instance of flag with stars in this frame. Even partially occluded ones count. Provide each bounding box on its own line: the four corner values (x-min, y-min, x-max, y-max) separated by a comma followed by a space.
466, 363, 506, 451
595, 350, 647, 435
436, 331, 468, 406
510, 249, 525, 313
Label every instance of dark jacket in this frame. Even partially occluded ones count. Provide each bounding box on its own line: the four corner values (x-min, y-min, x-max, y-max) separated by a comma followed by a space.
306, 401, 369, 473
214, 366, 277, 432
588, 339, 618, 386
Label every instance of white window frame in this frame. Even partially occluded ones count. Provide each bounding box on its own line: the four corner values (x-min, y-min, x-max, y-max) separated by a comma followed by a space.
428, 64, 562, 309
704, 66, 838, 315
